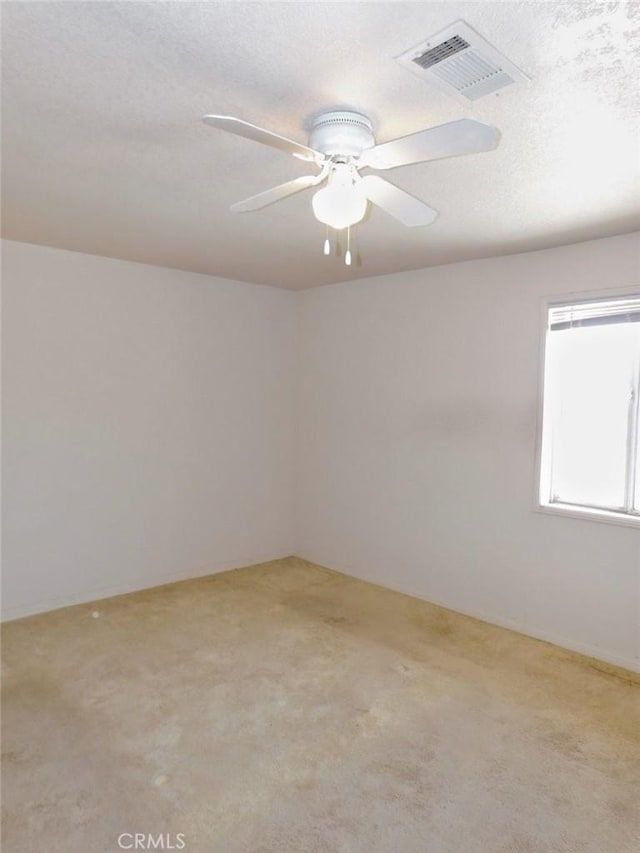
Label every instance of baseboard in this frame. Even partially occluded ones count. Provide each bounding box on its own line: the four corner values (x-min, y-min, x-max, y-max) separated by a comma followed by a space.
294, 551, 640, 675
1, 552, 293, 623
5, 551, 638, 675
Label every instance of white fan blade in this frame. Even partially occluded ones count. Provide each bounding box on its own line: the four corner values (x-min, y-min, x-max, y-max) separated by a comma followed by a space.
231, 175, 322, 212
203, 115, 323, 163
360, 175, 438, 227
360, 119, 500, 171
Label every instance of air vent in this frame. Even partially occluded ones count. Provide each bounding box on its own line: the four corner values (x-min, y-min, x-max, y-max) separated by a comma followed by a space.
396, 20, 528, 103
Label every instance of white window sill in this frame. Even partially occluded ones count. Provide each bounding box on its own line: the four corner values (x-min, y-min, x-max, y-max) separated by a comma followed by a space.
537, 501, 640, 529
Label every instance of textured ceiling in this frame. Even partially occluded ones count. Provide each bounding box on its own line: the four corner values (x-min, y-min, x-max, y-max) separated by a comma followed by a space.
2, 1, 639, 289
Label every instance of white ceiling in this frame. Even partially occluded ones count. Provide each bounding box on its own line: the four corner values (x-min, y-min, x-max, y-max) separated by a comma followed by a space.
2, 1, 639, 289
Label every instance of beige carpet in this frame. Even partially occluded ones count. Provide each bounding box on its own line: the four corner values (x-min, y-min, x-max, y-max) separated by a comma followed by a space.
2, 557, 639, 853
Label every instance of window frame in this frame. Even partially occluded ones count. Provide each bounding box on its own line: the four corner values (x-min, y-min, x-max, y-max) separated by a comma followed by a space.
534, 287, 640, 528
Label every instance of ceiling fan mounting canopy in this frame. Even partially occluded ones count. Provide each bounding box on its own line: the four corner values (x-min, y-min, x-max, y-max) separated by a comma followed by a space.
308, 111, 375, 158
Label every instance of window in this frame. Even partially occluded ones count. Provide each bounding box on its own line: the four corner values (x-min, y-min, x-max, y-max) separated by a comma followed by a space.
539, 294, 640, 523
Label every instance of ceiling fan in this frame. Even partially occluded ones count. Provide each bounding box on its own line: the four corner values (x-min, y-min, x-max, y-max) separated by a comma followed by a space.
202, 110, 500, 263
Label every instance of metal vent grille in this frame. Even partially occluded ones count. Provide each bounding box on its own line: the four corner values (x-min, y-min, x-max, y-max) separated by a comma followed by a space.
412, 36, 469, 70
397, 20, 528, 103
429, 50, 510, 95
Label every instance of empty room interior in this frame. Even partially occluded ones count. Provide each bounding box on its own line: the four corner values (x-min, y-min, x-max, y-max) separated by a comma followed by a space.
2, 2, 640, 852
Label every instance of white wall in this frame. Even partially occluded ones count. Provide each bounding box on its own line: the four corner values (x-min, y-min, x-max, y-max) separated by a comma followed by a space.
3, 234, 639, 671
2, 240, 295, 619
295, 233, 640, 671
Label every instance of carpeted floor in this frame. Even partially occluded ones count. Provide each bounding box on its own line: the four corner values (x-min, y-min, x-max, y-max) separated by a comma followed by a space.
2, 557, 639, 853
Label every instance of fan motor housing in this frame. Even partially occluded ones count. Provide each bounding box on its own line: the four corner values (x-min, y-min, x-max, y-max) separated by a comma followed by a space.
309, 111, 375, 157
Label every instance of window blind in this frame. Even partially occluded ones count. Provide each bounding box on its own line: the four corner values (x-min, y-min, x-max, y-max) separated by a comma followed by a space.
549, 295, 640, 331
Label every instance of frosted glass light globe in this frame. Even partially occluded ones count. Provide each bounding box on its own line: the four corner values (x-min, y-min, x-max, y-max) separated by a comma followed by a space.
312, 164, 367, 229
312, 185, 367, 229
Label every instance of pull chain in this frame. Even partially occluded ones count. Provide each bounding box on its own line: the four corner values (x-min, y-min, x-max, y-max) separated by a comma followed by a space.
345, 226, 352, 266
323, 224, 331, 256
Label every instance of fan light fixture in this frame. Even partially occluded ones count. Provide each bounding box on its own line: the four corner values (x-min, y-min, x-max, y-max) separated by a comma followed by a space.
202, 110, 501, 266
311, 164, 367, 230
